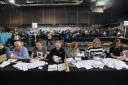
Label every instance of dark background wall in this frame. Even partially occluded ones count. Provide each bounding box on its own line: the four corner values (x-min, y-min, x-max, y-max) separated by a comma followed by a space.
0, 5, 125, 27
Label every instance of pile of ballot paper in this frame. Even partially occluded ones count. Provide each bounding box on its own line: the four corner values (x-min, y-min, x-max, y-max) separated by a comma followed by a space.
13, 60, 47, 71
48, 63, 65, 71
0, 61, 11, 68
0, 59, 18, 68
77, 51, 85, 57
74, 58, 128, 70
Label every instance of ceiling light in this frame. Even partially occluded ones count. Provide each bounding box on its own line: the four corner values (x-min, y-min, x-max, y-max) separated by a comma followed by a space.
96, 1, 105, 6
9, 0, 15, 4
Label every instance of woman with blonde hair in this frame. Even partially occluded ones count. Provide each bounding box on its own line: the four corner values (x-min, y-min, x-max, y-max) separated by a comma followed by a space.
87, 38, 106, 58
68, 41, 80, 58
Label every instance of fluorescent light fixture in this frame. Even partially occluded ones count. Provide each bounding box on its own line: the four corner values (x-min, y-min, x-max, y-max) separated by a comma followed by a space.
9, 0, 15, 4
96, 1, 105, 6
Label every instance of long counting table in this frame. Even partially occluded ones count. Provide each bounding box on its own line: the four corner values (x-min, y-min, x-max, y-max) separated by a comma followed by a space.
0, 58, 128, 71
0, 59, 128, 85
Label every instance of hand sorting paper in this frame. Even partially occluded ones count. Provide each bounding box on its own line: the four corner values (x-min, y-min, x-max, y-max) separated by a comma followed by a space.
52, 55, 62, 63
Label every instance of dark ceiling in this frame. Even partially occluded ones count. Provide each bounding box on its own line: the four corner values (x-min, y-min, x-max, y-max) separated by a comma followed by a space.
0, 0, 127, 10
0, 0, 128, 26
0, 0, 128, 17
0, 0, 90, 6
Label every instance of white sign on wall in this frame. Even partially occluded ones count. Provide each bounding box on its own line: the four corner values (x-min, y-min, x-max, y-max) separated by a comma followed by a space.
124, 21, 128, 26
32, 22, 38, 28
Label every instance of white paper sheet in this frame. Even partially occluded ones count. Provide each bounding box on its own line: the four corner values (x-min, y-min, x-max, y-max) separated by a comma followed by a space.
75, 57, 82, 61
74, 58, 128, 70
13, 60, 47, 71
57, 63, 65, 71
0, 61, 11, 68
48, 64, 58, 71
77, 51, 85, 57
48, 63, 66, 71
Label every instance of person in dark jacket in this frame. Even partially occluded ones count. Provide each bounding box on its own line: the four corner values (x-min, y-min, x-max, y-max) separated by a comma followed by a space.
48, 41, 65, 63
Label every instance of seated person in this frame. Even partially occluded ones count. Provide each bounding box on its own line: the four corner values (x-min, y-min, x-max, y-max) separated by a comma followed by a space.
87, 38, 106, 59
31, 40, 47, 60
0, 42, 11, 63
109, 39, 127, 60
48, 41, 65, 63
68, 41, 80, 58
10, 41, 30, 59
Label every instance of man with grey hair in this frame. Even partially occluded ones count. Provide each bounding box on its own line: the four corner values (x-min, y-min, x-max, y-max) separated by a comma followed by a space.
11, 41, 30, 59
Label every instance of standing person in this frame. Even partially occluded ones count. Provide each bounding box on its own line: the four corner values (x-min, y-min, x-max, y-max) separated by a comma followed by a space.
13, 32, 20, 41
46, 31, 53, 46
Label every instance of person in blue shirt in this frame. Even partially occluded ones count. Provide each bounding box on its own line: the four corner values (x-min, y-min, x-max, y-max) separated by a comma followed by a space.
11, 41, 30, 59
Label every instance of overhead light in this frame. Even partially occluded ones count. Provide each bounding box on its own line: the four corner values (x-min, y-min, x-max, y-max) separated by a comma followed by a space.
26, 1, 32, 4
96, 1, 105, 6
9, 0, 15, 4
9, 0, 20, 6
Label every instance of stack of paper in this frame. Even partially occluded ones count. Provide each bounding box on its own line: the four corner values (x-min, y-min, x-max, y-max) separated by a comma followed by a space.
92, 60, 104, 69
48, 64, 58, 71
101, 58, 128, 70
48, 63, 66, 71
75, 60, 93, 69
74, 58, 128, 70
77, 51, 85, 57
13, 60, 47, 71
0, 61, 11, 68
75, 57, 81, 61
66, 58, 76, 64
57, 63, 65, 71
